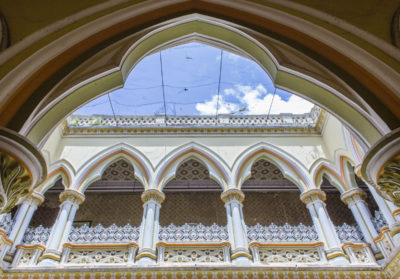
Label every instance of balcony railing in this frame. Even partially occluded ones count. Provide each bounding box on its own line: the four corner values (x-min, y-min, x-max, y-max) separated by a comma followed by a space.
159, 223, 228, 242
247, 223, 318, 242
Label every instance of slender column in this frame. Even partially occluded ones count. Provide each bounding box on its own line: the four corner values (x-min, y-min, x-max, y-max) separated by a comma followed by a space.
7, 192, 44, 253
221, 189, 252, 264
300, 189, 349, 264
341, 189, 379, 251
136, 189, 165, 264
38, 190, 85, 266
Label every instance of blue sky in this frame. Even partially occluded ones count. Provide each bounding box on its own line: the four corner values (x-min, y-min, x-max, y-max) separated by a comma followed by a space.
74, 43, 314, 116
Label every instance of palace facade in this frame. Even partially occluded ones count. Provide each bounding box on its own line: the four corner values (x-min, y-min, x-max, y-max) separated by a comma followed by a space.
0, 1, 400, 278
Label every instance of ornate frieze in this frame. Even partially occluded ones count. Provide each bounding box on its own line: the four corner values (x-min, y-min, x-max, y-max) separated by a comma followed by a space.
159, 223, 228, 242
69, 224, 140, 243
247, 223, 318, 243
64, 108, 327, 136
250, 242, 326, 264
157, 242, 230, 264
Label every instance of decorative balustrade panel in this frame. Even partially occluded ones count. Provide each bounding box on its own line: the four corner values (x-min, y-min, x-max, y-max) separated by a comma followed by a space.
247, 223, 318, 242
69, 224, 140, 243
157, 243, 230, 264
335, 223, 365, 243
250, 243, 326, 264
61, 244, 137, 265
343, 244, 376, 265
372, 210, 388, 232
11, 245, 45, 267
159, 223, 228, 242
23, 225, 51, 245
0, 213, 13, 233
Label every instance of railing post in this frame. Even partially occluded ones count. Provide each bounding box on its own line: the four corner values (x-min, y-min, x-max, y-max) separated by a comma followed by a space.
300, 189, 349, 264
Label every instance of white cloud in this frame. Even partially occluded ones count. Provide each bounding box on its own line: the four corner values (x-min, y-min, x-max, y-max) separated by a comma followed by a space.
195, 84, 314, 115
195, 95, 239, 115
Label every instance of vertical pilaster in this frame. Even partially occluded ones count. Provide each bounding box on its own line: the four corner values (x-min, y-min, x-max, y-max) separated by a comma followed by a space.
221, 189, 252, 264
341, 189, 379, 251
300, 189, 349, 265
136, 189, 165, 264
38, 190, 84, 266
7, 192, 44, 253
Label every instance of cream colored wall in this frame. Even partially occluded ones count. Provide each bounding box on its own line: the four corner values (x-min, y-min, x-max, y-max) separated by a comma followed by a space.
41, 116, 354, 175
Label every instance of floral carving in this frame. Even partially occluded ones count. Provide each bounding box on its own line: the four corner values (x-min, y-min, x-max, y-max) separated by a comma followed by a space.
257, 247, 322, 263
66, 249, 129, 264
23, 225, 51, 244
0, 153, 31, 213
377, 156, 400, 207
163, 248, 225, 263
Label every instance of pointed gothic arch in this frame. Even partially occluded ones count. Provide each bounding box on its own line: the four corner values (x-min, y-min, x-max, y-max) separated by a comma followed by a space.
73, 144, 152, 193
154, 143, 230, 191
233, 143, 310, 192
35, 160, 75, 195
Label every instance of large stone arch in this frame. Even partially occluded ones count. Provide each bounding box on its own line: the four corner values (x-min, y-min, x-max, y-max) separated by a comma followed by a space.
2, 10, 395, 147
232, 143, 311, 192
154, 142, 230, 191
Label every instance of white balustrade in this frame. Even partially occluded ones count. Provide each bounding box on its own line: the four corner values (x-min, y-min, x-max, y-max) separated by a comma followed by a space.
159, 223, 228, 242
23, 225, 51, 245
335, 223, 365, 243
0, 213, 13, 234
68, 224, 140, 243
247, 223, 318, 243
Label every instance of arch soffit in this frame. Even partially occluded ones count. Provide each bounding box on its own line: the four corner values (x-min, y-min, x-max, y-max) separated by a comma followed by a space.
232, 143, 310, 192
21, 15, 385, 147
35, 160, 75, 195
154, 143, 230, 191
73, 144, 152, 193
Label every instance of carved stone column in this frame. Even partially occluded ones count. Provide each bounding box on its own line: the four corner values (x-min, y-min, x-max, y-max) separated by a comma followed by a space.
136, 189, 165, 264
341, 189, 379, 251
0, 127, 46, 214
221, 189, 252, 264
7, 192, 44, 253
300, 189, 349, 264
38, 190, 85, 266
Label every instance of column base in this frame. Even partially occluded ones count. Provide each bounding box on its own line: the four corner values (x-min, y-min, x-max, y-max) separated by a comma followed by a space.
135, 249, 157, 265
231, 248, 253, 265
37, 250, 61, 267
326, 248, 349, 265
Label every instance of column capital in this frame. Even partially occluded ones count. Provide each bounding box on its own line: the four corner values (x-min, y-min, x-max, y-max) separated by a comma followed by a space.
24, 192, 45, 207
341, 188, 367, 206
59, 190, 85, 206
221, 189, 245, 204
141, 189, 165, 205
300, 189, 326, 205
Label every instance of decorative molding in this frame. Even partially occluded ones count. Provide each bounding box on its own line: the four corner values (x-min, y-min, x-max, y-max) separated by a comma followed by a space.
64, 108, 327, 136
